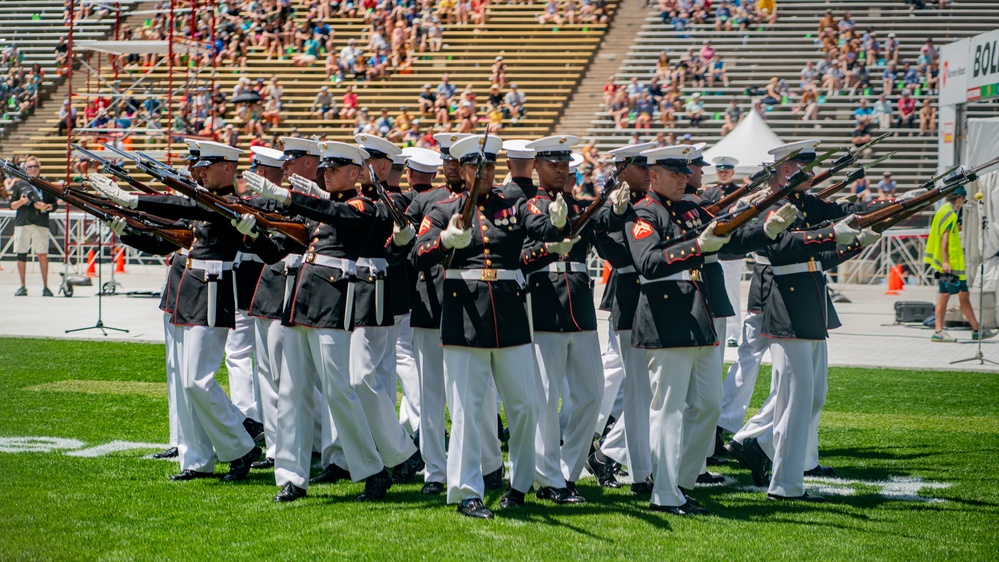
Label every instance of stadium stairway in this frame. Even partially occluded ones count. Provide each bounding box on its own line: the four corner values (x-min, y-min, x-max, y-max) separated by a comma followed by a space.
583, 0, 999, 190
0, 0, 129, 139
5, 0, 620, 181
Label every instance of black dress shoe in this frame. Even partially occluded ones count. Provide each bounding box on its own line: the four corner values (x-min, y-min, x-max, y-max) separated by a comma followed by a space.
697, 472, 726, 484
613, 462, 628, 478
499, 486, 525, 508
678, 487, 702, 507
767, 492, 826, 503
357, 468, 392, 501
714, 426, 729, 457
242, 418, 265, 444
586, 451, 621, 488
565, 481, 587, 503
536, 486, 586, 504
497, 414, 510, 443
411, 428, 421, 450
274, 482, 307, 502
170, 469, 215, 481
153, 447, 179, 459
311, 463, 351, 485
391, 450, 425, 484
251, 457, 275, 470
726, 438, 771, 487
705, 455, 729, 466
650, 500, 711, 516
630, 475, 654, 495
483, 465, 506, 490
804, 465, 836, 477
457, 498, 494, 519
223, 446, 261, 482
421, 481, 445, 495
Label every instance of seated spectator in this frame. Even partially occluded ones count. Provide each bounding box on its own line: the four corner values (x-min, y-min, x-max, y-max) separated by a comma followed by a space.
655, 52, 671, 82
798, 83, 819, 123
685, 92, 705, 127
872, 94, 893, 129
822, 65, 844, 96
634, 92, 656, 129
502, 83, 526, 124
853, 98, 873, 125
720, 97, 743, 135
876, 171, 897, 199
708, 55, 730, 88
800, 61, 818, 89
311, 85, 337, 120
339, 84, 359, 120
418, 83, 436, 115
715, 1, 733, 31
919, 98, 936, 136
491, 56, 507, 89
851, 120, 873, 149
902, 63, 920, 89
609, 90, 630, 129
602, 75, 619, 110
882, 62, 898, 96
757, 0, 778, 25
896, 90, 917, 132
437, 73, 456, 100
852, 175, 872, 203
661, 98, 682, 129
538, 0, 562, 25
626, 77, 644, 107
434, 93, 451, 126
885, 33, 899, 65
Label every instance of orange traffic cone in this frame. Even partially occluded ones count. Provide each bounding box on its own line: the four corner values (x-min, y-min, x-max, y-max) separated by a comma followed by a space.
85, 249, 97, 277
885, 265, 904, 295
115, 247, 126, 273
601, 261, 612, 284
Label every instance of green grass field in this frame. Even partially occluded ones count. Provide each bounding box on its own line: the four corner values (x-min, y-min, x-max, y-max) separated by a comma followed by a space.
1, 337, 997, 561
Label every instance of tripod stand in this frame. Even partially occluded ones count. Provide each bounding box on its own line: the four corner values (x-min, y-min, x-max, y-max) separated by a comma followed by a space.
951, 192, 996, 366
66, 221, 128, 336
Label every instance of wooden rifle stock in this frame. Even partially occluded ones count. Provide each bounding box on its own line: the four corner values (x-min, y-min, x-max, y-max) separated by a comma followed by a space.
71, 144, 160, 195
568, 159, 631, 238
703, 148, 806, 215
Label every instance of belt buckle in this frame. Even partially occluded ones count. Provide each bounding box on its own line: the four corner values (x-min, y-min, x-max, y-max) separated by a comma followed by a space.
808, 261, 817, 273
690, 270, 701, 282
185, 257, 193, 269
305, 253, 317, 265
555, 262, 568, 273
480, 268, 498, 282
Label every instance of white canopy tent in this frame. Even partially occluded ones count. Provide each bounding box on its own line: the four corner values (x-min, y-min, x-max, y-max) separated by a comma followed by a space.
74, 40, 211, 56
960, 118, 999, 328
702, 110, 784, 177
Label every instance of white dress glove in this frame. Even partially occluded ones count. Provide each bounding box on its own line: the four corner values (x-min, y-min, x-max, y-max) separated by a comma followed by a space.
898, 188, 927, 202
392, 223, 416, 246
290, 173, 329, 199
545, 236, 581, 256
763, 202, 798, 240
835, 194, 859, 205
105, 216, 128, 236
833, 215, 860, 245
697, 222, 731, 253
857, 228, 881, 247
243, 171, 289, 202
231, 213, 258, 238
549, 192, 568, 228
610, 187, 630, 216
440, 214, 472, 249
88, 173, 137, 208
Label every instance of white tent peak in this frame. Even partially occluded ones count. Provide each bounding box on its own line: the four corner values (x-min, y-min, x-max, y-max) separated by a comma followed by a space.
702, 110, 784, 176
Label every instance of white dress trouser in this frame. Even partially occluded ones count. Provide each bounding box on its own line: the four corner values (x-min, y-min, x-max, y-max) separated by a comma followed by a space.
533, 331, 604, 486
718, 310, 770, 433
253, 317, 283, 459
349, 326, 418, 468
647, 345, 718, 507
225, 310, 259, 420
594, 320, 627, 438
444, 344, 538, 503
414, 327, 502, 485
276, 325, 383, 489
179, 325, 255, 465
737, 339, 828, 497
693, 317, 728, 478
600, 327, 654, 484
395, 313, 421, 435
163, 313, 180, 449
721, 259, 745, 343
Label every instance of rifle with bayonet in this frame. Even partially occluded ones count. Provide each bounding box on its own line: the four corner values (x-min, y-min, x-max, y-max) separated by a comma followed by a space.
101, 143, 312, 246
809, 132, 891, 186
860, 157, 999, 233
814, 151, 895, 200
1, 159, 193, 248
567, 156, 634, 239
71, 143, 160, 195
366, 163, 409, 228
445, 129, 490, 267
703, 148, 805, 215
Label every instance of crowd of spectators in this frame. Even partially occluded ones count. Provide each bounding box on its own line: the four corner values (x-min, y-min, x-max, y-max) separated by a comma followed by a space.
659, 0, 776, 36
1, 46, 45, 126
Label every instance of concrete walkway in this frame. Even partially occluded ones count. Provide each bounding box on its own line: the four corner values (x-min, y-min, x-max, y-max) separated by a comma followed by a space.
2, 262, 997, 372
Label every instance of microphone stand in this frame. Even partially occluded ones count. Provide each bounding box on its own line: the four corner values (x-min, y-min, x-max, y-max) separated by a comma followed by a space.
951, 193, 996, 366
66, 220, 129, 336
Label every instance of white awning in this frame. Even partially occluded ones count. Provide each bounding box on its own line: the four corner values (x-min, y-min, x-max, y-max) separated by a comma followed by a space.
702, 110, 784, 177
75, 40, 210, 56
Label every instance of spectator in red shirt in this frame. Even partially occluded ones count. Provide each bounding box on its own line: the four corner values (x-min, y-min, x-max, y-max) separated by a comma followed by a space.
896, 89, 917, 133
339, 85, 359, 120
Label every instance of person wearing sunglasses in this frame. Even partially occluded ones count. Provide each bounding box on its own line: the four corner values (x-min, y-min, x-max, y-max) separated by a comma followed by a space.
9, 156, 57, 297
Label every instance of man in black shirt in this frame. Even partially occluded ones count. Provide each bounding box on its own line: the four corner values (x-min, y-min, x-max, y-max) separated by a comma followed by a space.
8, 156, 57, 296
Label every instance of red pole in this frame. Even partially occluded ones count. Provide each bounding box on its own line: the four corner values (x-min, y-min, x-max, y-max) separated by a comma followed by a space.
65, 0, 75, 265
166, 0, 175, 167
